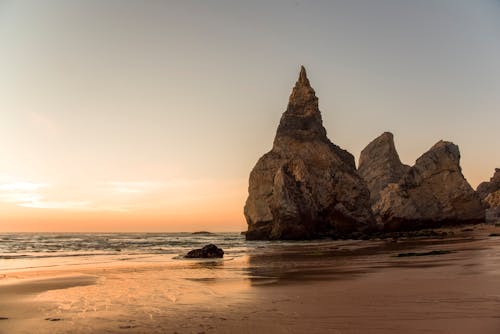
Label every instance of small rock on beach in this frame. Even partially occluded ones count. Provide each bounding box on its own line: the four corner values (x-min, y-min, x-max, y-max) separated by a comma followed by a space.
185, 244, 224, 258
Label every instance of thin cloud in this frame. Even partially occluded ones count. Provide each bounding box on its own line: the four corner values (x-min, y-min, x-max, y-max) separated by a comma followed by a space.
0, 192, 44, 203
0, 181, 49, 207
0, 182, 48, 191
0, 180, 92, 210
20, 200, 91, 209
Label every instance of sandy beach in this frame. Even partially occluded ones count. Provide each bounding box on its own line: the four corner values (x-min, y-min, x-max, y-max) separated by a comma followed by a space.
1, 225, 500, 334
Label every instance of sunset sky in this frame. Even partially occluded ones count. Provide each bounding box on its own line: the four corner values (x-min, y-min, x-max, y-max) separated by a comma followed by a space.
1, 0, 499, 232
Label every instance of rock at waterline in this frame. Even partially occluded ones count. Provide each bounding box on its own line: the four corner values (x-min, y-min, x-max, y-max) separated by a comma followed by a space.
185, 244, 224, 258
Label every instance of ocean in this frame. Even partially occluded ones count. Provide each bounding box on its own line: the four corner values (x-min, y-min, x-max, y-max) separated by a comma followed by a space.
0, 232, 258, 272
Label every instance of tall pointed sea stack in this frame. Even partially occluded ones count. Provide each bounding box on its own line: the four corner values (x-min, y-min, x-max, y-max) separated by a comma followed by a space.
244, 66, 374, 240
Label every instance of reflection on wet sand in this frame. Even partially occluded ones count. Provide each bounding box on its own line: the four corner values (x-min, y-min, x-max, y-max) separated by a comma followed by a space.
1, 226, 500, 333
245, 234, 485, 284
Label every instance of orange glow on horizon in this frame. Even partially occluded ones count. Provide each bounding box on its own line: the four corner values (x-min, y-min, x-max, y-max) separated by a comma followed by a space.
0, 178, 248, 232
0, 204, 247, 233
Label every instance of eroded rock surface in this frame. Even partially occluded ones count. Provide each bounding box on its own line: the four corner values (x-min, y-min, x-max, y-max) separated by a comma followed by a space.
485, 190, 500, 208
244, 67, 374, 240
373, 140, 485, 229
484, 191, 500, 223
477, 169, 500, 202
477, 169, 500, 223
358, 132, 410, 204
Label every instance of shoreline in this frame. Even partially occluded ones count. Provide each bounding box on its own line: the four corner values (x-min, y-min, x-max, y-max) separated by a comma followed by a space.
1, 224, 500, 333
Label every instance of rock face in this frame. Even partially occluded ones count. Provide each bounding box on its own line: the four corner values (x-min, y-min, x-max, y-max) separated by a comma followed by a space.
484, 191, 500, 223
244, 66, 374, 240
358, 132, 410, 204
485, 190, 500, 208
372, 140, 485, 229
185, 244, 224, 258
477, 169, 500, 223
476, 169, 500, 202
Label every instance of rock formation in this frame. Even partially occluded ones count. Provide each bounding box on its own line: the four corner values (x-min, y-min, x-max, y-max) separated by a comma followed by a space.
244, 66, 374, 240
372, 140, 485, 229
484, 191, 500, 223
358, 132, 410, 204
476, 169, 500, 201
485, 190, 500, 208
476, 169, 500, 223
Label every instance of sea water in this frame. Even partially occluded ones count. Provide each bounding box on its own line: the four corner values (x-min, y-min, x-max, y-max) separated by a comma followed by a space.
0, 232, 255, 272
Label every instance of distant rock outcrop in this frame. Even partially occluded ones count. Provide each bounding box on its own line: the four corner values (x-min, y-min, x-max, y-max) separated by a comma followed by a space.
191, 231, 214, 235
244, 66, 374, 240
372, 140, 485, 229
358, 132, 410, 205
484, 191, 500, 223
485, 190, 500, 208
477, 169, 500, 202
477, 169, 500, 223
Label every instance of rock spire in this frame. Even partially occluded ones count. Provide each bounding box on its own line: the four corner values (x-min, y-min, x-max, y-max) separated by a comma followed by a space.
244, 66, 374, 240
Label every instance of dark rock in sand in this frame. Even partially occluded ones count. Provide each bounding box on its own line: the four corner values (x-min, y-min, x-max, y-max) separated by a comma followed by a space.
373, 140, 485, 229
358, 132, 410, 205
0, 317, 8, 320
244, 66, 374, 240
185, 244, 224, 258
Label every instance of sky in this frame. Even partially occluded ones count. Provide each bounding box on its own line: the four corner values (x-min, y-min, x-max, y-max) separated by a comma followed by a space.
0, 0, 499, 232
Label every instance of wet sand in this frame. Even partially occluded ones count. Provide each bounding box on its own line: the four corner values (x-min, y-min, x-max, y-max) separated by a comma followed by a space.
1, 224, 500, 333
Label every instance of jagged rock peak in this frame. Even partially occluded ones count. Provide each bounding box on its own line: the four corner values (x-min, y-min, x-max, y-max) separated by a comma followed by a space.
477, 168, 500, 202
275, 66, 326, 145
479, 169, 500, 223
413, 141, 462, 176
287, 65, 319, 112
410, 140, 462, 178
359, 132, 403, 168
479, 168, 500, 186
358, 132, 410, 205
421, 140, 459, 162
298, 65, 309, 85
